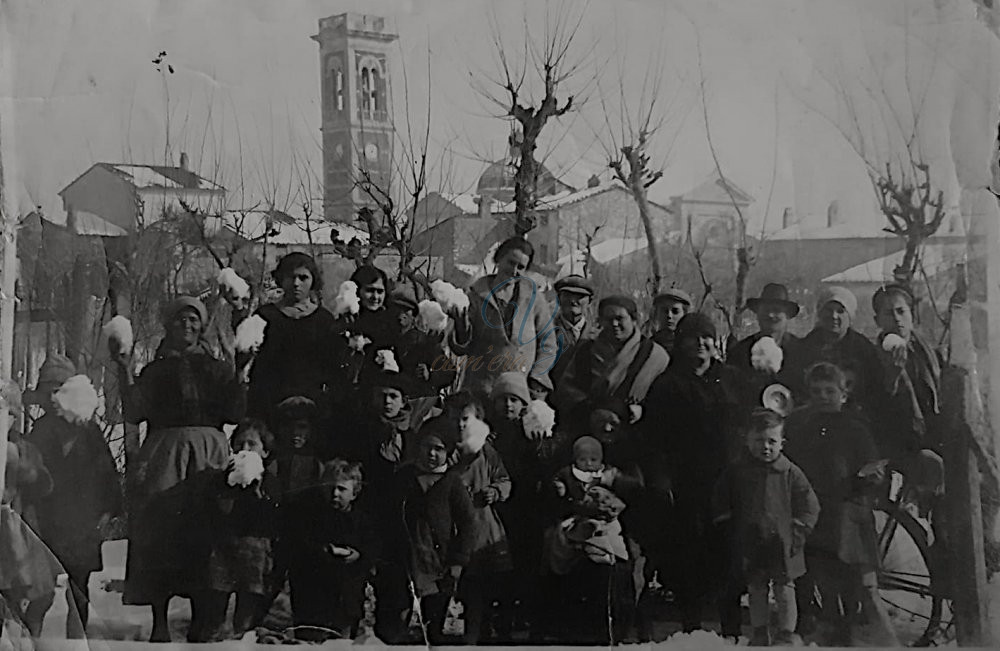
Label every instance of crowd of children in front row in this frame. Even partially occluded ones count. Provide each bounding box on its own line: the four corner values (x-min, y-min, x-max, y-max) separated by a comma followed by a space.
2, 351, 900, 646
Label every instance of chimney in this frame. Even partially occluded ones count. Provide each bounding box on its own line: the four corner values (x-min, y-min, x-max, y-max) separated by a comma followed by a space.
179, 152, 189, 171
476, 195, 491, 219
781, 207, 793, 230
827, 199, 841, 228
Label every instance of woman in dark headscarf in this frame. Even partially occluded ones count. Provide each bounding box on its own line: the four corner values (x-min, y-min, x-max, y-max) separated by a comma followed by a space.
245, 252, 338, 423
113, 296, 246, 642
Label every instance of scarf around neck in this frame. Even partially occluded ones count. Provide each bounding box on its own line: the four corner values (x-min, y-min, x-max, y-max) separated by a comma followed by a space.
155, 338, 215, 419
590, 328, 642, 398
278, 299, 318, 319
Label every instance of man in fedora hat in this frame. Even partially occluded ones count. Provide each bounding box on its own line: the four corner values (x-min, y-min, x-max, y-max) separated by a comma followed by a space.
728, 283, 806, 400
649, 287, 693, 354
549, 275, 600, 384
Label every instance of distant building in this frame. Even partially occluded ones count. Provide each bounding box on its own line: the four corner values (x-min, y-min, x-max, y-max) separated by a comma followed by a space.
668, 172, 753, 252
313, 13, 398, 222
58, 154, 226, 236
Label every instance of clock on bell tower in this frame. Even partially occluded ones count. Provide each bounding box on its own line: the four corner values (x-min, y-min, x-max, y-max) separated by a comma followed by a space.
312, 13, 397, 223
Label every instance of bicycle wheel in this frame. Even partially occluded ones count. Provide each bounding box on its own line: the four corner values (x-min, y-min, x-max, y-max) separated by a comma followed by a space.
875, 507, 950, 646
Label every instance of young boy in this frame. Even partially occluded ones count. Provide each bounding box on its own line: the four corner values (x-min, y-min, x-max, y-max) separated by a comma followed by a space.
27, 354, 122, 639
374, 417, 475, 645
200, 419, 280, 641
713, 408, 820, 646
283, 459, 377, 641
444, 392, 514, 644
784, 362, 898, 646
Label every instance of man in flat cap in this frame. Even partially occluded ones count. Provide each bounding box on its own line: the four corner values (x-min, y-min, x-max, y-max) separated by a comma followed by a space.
648, 287, 693, 355
549, 275, 600, 384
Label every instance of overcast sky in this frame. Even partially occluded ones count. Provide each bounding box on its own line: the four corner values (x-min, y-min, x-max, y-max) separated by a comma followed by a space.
3, 0, 997, 235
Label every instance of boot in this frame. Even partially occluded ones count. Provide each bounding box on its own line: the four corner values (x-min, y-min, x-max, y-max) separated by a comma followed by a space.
750, 625, 771, 646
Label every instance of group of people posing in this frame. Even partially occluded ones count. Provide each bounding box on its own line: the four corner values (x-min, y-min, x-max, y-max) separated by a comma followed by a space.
1, 235, 947, 646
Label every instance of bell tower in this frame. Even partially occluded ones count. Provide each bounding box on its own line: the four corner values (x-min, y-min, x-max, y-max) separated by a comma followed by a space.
312, 14, 397, 222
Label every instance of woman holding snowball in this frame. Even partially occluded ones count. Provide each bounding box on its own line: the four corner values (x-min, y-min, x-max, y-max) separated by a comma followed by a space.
244, 252, 338, 424
113, 296, 246, 643
449, 237, 557, 397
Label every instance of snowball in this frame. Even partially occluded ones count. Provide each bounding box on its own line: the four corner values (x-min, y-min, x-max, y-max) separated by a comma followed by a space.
227, 450, 265, 488
458, 415, 491, 455
375, 349, 400, 373
102, 316, 134, 354
217, 267, 250, 298
53, 375, 100, 424
346, 333, 371, 353
750, 336, 784, 374
431, 279, 470, 312
334, 281, 361, 317
418, 299, 449, 333
882, 333, 907, 352
523, 399, 556, 438
234, 314, 267, 353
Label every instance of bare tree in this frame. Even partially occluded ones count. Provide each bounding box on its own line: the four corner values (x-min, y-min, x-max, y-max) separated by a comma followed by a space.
593, 40, 691, 294
790, 16, 947, 289
472, 2, 595, 235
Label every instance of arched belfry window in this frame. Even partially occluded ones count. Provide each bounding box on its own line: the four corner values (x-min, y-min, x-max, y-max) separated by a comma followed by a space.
334, 68, 344, 111
370, 68, 380, 112
360, 67, 372, 114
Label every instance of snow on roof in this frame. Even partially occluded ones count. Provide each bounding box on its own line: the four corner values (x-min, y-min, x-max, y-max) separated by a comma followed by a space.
436, 193, 506, 214
70, 210, 129, 237
206, 212, 370, 246
105, 163, 225, 192
557, 237, 650, 267
538, 182, 624, 209
822, 243, 966, 283
768, 219, 893, 241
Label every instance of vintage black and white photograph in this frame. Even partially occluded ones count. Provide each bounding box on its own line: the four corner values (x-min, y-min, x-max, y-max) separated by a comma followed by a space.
0, 0, 999, 648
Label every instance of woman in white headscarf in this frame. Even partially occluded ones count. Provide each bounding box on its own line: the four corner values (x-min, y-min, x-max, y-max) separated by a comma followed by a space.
800, 286, 885, 421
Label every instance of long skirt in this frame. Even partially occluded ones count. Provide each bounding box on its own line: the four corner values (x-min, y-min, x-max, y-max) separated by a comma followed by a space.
123, 426, 229, 605
0, 504, 62, 602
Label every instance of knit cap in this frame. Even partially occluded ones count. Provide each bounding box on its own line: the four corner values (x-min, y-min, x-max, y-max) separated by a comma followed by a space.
675, 312, 717, 341
491, 372, 530, 406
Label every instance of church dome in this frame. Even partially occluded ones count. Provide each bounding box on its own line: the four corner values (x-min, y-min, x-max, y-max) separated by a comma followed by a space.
476, 158, 565, 202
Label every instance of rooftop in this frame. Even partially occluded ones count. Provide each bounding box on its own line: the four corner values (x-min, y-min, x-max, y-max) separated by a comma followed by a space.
101, 163, 225, 192
822, 242, 967, 283
205, 212, 370, 246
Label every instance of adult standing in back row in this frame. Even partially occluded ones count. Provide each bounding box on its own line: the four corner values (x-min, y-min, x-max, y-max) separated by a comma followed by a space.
727, 283, 806, 404
450, 237, 556, 396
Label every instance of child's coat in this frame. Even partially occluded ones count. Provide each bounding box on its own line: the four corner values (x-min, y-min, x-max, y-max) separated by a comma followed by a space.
783, 409, 881, 566
451, 442, 513, 574
713, 453, 820, 581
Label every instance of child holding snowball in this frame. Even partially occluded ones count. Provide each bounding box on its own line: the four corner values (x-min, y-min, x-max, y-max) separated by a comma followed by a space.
444, 391, 514, 644
27, 355, 122, 639
199, 419, 281, 641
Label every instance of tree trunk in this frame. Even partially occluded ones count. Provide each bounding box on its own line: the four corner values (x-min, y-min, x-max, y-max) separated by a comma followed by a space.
514, 137, 539, 236
631, 182, 662, 294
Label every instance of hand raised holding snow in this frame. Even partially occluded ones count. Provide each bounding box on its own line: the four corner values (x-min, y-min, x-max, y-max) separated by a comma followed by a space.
750, 336, 783, 374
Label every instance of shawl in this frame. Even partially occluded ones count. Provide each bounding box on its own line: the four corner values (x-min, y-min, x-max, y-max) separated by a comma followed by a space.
153, 338, 217, 420
589, 329, 644, 399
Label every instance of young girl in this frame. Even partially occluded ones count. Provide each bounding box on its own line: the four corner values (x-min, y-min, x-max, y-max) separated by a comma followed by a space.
784, 362, 897, 646
272, 396, 324, 498
283, 460, 377, 641
200, 419, 280, 641
374, 418, 475, 646
488, 372, 545, 639
713, 408, 820, 646
444, 392, 514, 644
543, 436, 631, 644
